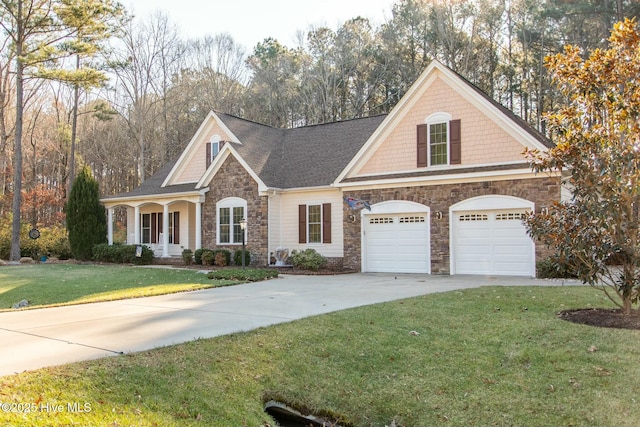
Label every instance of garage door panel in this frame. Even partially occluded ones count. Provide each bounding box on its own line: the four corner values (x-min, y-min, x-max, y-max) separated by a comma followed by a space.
364, 211, 429, 274
454, 209, 533, 276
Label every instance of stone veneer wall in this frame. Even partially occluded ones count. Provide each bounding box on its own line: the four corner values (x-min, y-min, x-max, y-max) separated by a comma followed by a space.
202, 156, 269, 266
343, 176, 561, 274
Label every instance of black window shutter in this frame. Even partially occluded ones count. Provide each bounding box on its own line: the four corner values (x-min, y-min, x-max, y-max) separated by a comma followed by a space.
322, 203, 331, 244
417, 124, 428, 167
206, 143, 212, 168
449, 119, 461, 165
298, 205, 307, 243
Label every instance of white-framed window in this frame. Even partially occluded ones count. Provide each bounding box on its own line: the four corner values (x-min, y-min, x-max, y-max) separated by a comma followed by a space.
307, 204, 322, 243
210, 134, 220, 160
426, 112, 451, 167
206, 135, 221, 168
298, 203, 331, 244
217, 197, 247, 245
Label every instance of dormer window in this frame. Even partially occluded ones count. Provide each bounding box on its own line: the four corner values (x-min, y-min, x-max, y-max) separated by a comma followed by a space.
417, 113, 461, 167
206, 135, 221, 168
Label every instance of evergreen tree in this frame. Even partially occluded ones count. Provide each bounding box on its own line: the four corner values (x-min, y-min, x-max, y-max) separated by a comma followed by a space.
65, 166, 107, 260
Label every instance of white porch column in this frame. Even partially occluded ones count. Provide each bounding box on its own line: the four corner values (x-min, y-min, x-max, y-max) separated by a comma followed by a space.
195, 201, 202, 250
107, 208, 114, 245
162, 204, 170, 257
134, 206, 141, 245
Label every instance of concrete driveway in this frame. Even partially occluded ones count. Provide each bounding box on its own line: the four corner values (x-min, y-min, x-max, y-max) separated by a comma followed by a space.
0, 272, 574, 377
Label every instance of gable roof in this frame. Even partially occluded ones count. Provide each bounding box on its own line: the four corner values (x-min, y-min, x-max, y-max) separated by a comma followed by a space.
336, 61, 553, 184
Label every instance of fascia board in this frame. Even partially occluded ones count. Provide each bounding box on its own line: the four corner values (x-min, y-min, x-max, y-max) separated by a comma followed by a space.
101, 188, 208, 208
336, 168, 558, 190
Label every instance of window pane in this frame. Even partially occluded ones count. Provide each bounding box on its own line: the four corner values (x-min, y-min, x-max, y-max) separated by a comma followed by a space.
309, 224, 321, 243
219, 208, 230, 243
233, 207, 245, 243
430, 122, 448, 166
308, 205, 321, 243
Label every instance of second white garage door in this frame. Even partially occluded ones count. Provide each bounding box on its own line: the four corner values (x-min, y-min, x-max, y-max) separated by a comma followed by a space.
452, 209, 534, 276
363, 211, 430, 274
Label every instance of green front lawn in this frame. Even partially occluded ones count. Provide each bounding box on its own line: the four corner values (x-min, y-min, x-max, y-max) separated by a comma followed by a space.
0, 264, 240, 310
1, 286, 639, 426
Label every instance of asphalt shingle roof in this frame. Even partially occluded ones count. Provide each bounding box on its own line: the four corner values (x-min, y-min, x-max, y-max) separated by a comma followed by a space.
218, 112, 387, 189
105, 113, 386, 199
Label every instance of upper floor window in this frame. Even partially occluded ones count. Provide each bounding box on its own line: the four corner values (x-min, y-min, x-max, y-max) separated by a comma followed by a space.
417, 113, 461, 167
206, 135, 221, 168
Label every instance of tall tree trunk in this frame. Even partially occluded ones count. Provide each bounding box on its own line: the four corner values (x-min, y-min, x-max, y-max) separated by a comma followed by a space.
67, 55, 80, 198
10, 0, 24, 261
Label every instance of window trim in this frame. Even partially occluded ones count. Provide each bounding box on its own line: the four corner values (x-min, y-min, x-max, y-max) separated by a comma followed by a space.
210, 134, 220, 160
425, 112, 451, 167
307, 204, 322, 244
216, 197, 247, 245
298, 203, 331, 244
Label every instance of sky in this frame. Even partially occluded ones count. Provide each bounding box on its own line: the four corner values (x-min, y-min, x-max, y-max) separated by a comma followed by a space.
125, 0, 396, 51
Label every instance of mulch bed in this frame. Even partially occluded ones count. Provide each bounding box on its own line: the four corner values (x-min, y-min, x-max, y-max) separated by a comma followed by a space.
558, 308, 640, 330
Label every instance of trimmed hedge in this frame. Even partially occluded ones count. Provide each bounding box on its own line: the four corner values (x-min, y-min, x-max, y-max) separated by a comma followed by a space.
207, 268, 278, 281
92, 243, 154, 265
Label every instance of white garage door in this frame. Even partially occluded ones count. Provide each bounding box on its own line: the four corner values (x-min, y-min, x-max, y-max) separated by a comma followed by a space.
364, 213, 430, 273
453, 209, 533, 276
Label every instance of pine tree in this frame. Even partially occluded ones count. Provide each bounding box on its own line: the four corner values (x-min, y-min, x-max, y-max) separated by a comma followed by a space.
65, 166, 107, 261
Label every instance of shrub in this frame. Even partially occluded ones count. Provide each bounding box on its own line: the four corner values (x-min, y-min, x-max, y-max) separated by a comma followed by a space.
194, 248, 206, 265
207, 268, 278, 281
536, 256, 577, 279
234, 249, 251, 266
182, 249, 193, 266
201, 249, 215, 266
213, 249, 231, 266
92, 243, 154, 265
0, 217, 70, 260
214, 251, 227, 267
290, 248, 328, 271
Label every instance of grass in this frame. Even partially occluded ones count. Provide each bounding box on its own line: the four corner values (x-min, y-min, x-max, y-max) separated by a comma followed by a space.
1, 285, 639, 426
0, 264, 271, 310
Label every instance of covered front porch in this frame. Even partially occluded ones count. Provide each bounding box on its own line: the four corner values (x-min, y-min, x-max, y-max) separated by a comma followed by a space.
102, 190, 207, 257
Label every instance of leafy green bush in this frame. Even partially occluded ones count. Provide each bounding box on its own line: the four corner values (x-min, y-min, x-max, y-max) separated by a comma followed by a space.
207, 268, 278, 281
201, 249, 215, 266
536, 257, 577, 279
182, 249, 193, 265
234, 249, 251, 266
290, 248, 328, 271
194, 248, 206, 265
92, 243, 154, 265
0, 216, 70, 260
